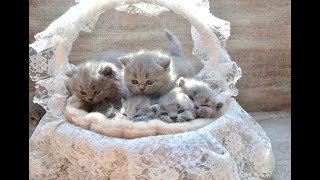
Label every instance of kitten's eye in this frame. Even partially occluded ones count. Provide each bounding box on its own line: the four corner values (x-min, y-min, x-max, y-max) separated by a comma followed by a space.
160, 112, 168, 115
80, 91, 87, 95
146, 80, 154, 85
217, 103, 223, 109
178, 109, 185, 113
201, 104, 210, 107
188, 95, 194, 101
94, 90, 101, 95
131, 80, 138, 84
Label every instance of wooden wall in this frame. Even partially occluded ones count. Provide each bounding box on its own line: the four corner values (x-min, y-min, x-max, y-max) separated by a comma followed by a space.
29, 0, 291, 112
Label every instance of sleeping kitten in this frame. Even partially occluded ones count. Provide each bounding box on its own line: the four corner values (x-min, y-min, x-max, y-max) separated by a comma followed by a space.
121, 96, 160, 122
119, 50, 176, 98
164, 29, 195, 78
158, 87, 195, 123
177, 77, 228, 119
66, 55, 126, 112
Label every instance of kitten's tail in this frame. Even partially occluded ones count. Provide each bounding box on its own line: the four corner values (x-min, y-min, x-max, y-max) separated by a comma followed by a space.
164, 29, 183, 56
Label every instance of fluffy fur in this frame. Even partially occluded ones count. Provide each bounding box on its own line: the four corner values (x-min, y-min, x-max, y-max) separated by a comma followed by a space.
29, 92, 46, 125
119, 50, 176, 98
121, 96, 160, 122
90, 99, 122, 116
177, 77, 230, 118
89, 117, 214, 139
164, 29, 195, 78
65, 95, 215, 139
158, 87, 195, 123
65, 54, 126, 112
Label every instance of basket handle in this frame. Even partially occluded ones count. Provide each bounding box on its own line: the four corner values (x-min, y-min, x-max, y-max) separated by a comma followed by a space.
29, 0, 224, 113
30, 0, 222, 77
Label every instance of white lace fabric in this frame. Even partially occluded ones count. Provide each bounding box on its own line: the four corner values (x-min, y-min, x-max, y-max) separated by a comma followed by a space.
29, 0, 274, 179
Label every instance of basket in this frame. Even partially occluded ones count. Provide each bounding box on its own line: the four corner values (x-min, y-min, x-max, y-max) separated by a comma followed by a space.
29, 0, 274, 179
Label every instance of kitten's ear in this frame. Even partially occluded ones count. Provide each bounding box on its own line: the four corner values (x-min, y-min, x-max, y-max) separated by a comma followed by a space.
65, 68, 77, 78
118, 56, 130, 66
100, 66, 115, 78
150, 104, 161, 117
176, 77, 186, 87
158, 58, 171, 70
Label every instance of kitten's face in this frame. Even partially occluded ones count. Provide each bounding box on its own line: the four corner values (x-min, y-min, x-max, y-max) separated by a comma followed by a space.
159, 88, 195, 121
120, 51, 172, 96
122, 96, 160, 121
177, 77, 224, 118
66, 61, 120, 104
133, 105, 160, 120
160, 103, 192, 121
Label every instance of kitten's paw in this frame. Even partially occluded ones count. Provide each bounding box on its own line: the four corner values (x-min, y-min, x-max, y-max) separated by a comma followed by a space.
132, 116, 149, 122
177, 111, 195, 122
105, 112, 116, 118
176, 117, 188, 123
159, 115, 174, 123
150, 104, 161, 117
104, 108, 117, 118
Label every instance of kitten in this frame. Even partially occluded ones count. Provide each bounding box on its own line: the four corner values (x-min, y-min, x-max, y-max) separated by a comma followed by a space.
119, 50, 176, 98
164, 29, 195, 78
177, 77, 228, 119
29, 92, 46, 125
66, 55, 126, 112
158, 87, 195, 123
121, 96, 160, 122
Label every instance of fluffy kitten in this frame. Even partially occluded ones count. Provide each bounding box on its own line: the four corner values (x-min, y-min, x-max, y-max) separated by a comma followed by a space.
66, 55, 126, 112
119, 50, 176, 98
121, 96, 160, 122
158, 87, 195, 123
177, 77, 227, 119
164, 29, 195, 78
29, 92, 46, 125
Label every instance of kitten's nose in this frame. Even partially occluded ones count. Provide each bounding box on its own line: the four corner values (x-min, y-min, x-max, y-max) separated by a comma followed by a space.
194, 105, 199, 110
139, 86, 145, 91
170, 115, 178, 121
88, 97, 94, 101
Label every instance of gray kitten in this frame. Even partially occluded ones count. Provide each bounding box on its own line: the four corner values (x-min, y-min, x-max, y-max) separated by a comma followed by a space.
164, 29, 195, 78
119, 50, 176, 98
158, 87, 195, 123
29, 92, 46, 125
66, 53, 126, 112
121, 96, 160, 122
177, 77, 225, 119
